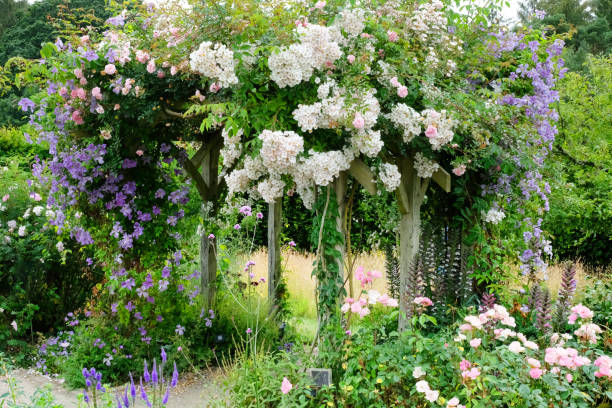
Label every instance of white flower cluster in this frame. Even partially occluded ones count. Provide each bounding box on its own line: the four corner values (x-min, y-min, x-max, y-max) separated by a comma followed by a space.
257, 177, 285, 203
379, 163, 402, 192
226, 155, 266, 196
258, 130, 304, 173
220, 128, 243, 168
299, 149, 354, 187
407, 1, 446, 41
294, 81, 379, 129
413, 152, 440, 178
334, 7, 366, 38
421, 109, 455, 150
387, 103, 422, 143
189, 41, 238, 88
405, 1, 462, 76
483, 207, 506, 224
351, 130, 383, 158
268, 24, 342, 88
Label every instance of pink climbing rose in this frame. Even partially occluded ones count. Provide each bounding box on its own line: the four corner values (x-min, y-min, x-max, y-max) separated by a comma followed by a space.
281, 377, 292, 394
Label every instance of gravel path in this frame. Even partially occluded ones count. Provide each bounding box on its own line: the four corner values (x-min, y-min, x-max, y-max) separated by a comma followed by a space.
0, 368, 228, 407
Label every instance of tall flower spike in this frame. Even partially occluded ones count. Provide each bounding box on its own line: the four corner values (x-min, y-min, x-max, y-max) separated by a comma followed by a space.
143, 360, 150, 383
162, 387, 170, 404
140, 377, 150, 403
161, 347, 167, 363
129, 373, 136, 397
171, 362, 178, 387
481, 292, 496, 312
554, 263, 576, 329
123, 385, 130, 407
536, 288, 552, 333
152, 359, 158, 384
527, 284, 541, 314
116, 395, 124, 408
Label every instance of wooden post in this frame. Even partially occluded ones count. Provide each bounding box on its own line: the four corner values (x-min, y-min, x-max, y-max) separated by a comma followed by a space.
268, 197, 282, 313
396, 157, 451, 331
200, 142, 220, 309
334, 171, 348, 291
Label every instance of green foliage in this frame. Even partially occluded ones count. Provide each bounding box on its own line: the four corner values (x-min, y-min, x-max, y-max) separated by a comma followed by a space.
519, 0, 612, 70
544, 56, 612, 266
580, 279, 612, 331
230, 303, 611, 408
310, 187, 345, 363
221, 349, 315, 408
0, 158, 101, 365
0, 0, 28, 37
0, 0, 109, 66
0, 127, 48, 159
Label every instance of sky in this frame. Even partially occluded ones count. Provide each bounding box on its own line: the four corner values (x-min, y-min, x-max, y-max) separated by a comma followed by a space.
501, 0, 522, 23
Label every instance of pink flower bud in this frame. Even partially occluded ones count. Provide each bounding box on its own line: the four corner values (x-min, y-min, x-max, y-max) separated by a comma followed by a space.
352, 113, 365, 129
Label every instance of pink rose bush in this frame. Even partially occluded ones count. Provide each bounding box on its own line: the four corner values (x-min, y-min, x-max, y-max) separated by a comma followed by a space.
340, 266, 398, 319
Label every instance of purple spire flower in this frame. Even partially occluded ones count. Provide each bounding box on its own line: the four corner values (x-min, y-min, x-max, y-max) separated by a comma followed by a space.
162, 387, 170, 404
143, 360, 150, 383
171, 362, 178, 387
161, 348, 167, 363
152, 359, 158, 384
129, 373, 136, 397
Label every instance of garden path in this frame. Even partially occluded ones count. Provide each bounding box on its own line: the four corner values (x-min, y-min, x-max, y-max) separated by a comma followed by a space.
0, 368, 228, 407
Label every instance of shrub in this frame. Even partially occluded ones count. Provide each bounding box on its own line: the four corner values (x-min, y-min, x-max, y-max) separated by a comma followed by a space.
0, 160, 101, 365
226, 299, 611, 408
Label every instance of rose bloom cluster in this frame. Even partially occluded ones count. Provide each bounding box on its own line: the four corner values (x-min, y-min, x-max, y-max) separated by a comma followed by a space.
453, 303, 610, 386
340, 267, 398, 318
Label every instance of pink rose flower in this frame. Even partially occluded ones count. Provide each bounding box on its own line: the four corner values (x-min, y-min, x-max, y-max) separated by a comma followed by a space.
347, 54, 356, 64
425, 125, 438, 138
314, 1, 326, 9
281, 377, 293, 394
397, 86, 408, 98
390, 76, 400, 88
104, 64, 117, 75
146, 59, 156, 74
59, 87, 68, 96
352, 113, 365, 129
71, 110, 84, 125
92, 87, 103, 100
453, 165, 466, 176
413, 297, 433, 307
387, 30, 399, 42
470, 338, 481, 348
529, 368, 543, 379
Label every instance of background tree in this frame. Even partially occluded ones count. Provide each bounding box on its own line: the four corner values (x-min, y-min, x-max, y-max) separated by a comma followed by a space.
543, 56, 612, 267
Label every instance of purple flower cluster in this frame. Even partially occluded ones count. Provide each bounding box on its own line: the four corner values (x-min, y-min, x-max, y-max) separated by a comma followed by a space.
486, 31, 566, 278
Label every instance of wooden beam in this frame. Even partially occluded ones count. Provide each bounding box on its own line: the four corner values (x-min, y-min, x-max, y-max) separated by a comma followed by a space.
432, 167, 451, 193
169, 142, 210, 201
191, 142, 212, 169
348, 159, 377, 195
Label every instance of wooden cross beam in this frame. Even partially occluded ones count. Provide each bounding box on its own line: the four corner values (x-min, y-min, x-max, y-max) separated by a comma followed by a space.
348, 158, 451, 196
